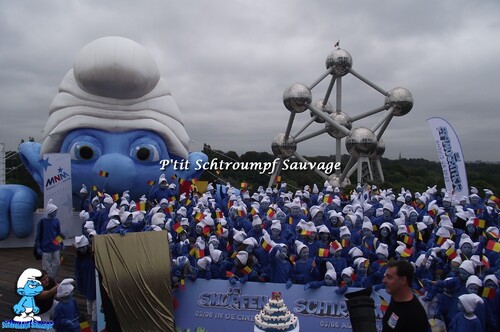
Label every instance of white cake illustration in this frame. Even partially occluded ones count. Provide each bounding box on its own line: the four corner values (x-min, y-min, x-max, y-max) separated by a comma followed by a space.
254, 292, 300, 332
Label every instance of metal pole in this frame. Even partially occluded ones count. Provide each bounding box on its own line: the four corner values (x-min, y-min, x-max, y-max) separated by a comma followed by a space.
292, 116, 316, 138
349, 68, 388, 95
322, 75, 336, 106
336, 76, 342, 113
371, 107, 394, 133
336, 138, 342, 176
308, 104, 351, 136
284, 112, 296, 140
294, 127, 328, 144
376, 111, 394, 141
308, 67, 334, 90
339, 155, 357, 184
350, 105, 389, 122
268, 158, 284, 188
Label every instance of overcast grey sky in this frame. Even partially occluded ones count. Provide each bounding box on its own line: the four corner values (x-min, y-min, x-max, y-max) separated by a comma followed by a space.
1, 0, 499, 162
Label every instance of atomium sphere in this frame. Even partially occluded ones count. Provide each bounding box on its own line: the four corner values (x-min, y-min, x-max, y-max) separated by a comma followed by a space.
385, 87, 413, 116
370, 139, 385, 160
271, 133, 297, 158
325, 48, 353, 77
283, 83, 312, 113
310, 99, 333, 123
325, 111, 352, 138
345, 127, 377, 158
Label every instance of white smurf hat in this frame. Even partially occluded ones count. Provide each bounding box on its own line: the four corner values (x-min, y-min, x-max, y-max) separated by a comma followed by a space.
57, 278, 75, 298
325, 262, 337, 280
236, 251, 248, 265
46, 199, 58, 214
75, 235, 89, 248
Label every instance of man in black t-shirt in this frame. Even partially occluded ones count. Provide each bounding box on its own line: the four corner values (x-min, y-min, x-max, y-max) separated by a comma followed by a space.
382, 260, 430, 332
34, 270, 59, 322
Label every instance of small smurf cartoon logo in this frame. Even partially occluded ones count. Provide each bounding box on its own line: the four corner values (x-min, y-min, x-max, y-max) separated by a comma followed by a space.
1, 268, 54, 330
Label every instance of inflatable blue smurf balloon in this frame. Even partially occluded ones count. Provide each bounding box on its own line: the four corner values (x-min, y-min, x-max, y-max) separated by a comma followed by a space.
0, 36, 207, 239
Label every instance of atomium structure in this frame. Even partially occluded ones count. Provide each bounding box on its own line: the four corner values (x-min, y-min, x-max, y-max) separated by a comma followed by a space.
269, 44, 413, 188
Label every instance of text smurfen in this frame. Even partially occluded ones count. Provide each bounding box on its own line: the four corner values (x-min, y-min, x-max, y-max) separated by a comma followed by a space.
160, 158, 341, 175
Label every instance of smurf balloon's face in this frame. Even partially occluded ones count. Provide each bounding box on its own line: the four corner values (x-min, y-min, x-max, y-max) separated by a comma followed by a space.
61, 129, 176, 198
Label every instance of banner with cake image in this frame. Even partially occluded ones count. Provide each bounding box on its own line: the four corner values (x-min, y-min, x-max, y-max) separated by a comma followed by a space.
174, 279, 390, 332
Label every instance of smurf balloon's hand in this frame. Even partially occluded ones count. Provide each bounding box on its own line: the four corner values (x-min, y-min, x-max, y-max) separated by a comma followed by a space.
0, 184, 38, 240
176, 151, 208, 181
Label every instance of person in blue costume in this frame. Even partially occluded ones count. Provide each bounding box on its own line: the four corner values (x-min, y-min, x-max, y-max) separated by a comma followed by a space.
267, 220, 286, 245
310, 206, 324, 227
195, 257, 213, 280
292, 240, 320, 284
247, 215, 264, 243
372, 201, 395, 232
342, 214, 362, 246
327, 240, 348, 277
335, 266, 361, 296
426, 260, 473, 326
377, 222, 397, 256
304, 262, 337, 290
463, 218, 481, 242
93, 194, 114, 235
353, 257, 373, 288
35, 199, 63, 279
325, 210, 343, 235
228, 251, 260, 285
0, 36, 207, 241
467, 193, 489, 222
371, 243, 390, 287
360, 219, 379, 262
302, 221, 321, 258
116, 210, 145, 235
208, 245, 226, 280
286, 199, 307, 228
74, 235, 97, 332
482, 274, 499, 332
53, 279, 80, 332
448, 294, 484, 332
463, 275, 487, 332
267, 243, 293, 288
79, 185, 92, 213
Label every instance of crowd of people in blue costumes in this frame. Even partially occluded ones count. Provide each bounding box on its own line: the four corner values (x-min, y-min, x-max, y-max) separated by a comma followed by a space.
72, 174, 500, 332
